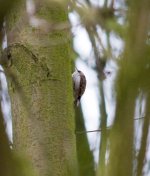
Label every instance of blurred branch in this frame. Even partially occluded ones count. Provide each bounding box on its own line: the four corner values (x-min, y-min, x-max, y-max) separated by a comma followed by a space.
98, 82, 108, 176
136, 95, 150, 176
76, 125, 113, 134
85, 0, 91, 6
94, 30, 107, 54
76, 129, 102, 134
104, 0, 108, 8
110, 0, 115, 9
134, 116, 145, 120
86, 27, 106, 80
76, 115, 145, 134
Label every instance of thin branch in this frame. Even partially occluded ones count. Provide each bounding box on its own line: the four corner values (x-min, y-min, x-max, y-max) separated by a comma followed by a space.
76, 116, 145, 134
134, 116, 145, 120
94, 31, 107, 55
76, 125, 112, 134
76, 129, 102, 134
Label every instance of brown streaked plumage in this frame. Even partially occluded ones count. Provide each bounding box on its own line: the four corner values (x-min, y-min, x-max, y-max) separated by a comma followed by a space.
72, 69, 86, 106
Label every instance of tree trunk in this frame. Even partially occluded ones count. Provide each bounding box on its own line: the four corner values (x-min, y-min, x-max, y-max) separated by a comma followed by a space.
105, 1, 150, 176
75, 106, 95, 176
5, 1, 78, 176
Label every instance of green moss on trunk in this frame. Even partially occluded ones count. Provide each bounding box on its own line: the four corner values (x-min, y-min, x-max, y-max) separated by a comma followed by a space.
6, 1, 77, 176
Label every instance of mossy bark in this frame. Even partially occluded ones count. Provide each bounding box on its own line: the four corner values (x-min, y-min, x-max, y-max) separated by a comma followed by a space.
6, 1, 77, 176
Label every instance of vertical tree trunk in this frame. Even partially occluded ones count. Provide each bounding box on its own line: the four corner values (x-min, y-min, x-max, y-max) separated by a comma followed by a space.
97, 83, 107, 176
106, 1, 150, 176
75, 107, 95, 176
6, 1, 78, 176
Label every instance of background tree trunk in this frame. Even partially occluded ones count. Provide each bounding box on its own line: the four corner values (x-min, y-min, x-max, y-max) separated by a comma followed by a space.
75, 106, 95, 176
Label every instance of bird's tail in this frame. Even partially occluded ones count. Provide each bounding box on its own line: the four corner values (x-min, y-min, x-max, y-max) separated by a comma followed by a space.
74, 98, 80, 106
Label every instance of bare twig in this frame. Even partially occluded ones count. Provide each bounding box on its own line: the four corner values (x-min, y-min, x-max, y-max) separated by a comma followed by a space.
134, 116, 145, 120
75, 125, 112, 134
76, 129, 102, 134
76, 116, 145, 134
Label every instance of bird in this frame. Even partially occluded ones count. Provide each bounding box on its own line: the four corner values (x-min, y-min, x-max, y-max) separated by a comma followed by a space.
72, 68, 86, 106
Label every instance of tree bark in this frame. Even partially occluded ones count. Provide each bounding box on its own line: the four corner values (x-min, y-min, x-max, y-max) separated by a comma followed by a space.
5, 1, 77, 176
